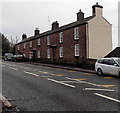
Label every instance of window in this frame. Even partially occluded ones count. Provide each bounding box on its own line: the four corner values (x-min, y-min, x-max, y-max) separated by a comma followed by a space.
47, 36, 50, 45
75, 44, 79, 56
102, 59, 109, 65
74, 27, 79, 40
47, 49, 50, 59
59, 32, 63, 43
98, 59, 103, 63
59, 47, 63, 58
23, 53, 26, 57
37, 51, 40, 58
23, 43, 26, 49
109, 59, 117, 65
18, 45, 20, 50
37, 38, 40, 46
30, 41, 32, 48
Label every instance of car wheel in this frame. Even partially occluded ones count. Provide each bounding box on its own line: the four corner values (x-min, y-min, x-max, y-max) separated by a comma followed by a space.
97, 68, 103, 75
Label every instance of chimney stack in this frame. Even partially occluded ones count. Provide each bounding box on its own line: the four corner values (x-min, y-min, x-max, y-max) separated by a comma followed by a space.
92, 2, 103, 16
52, 21, 59, 30
77, 9, 84, 21
22, 33, 27, 40
34, 28, 40, 36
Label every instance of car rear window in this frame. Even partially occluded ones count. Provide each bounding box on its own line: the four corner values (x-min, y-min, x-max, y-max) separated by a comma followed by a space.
98, 59, 109, 65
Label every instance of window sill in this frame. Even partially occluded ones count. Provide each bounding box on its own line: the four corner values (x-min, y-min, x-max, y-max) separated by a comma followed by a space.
74, 39, 79, 41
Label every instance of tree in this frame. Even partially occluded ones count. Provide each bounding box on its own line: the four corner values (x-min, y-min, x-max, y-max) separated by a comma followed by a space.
0, 33, 10, 56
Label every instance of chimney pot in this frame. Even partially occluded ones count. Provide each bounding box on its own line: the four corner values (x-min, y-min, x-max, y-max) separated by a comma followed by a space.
22, 33, 27, 40
52, 21, 59, 30
77, 9, 84, 21
92, 3, 103, 16
34, 28, 40, 36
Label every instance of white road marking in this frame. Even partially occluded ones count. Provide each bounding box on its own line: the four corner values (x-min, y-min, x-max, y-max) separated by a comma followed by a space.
42, 72, 49, 74
94, 93, 120, 103
39, 71, 43, 73
11, 68, 18, 71
25, 68, 30, 70
82, 81, 99, 86
0, 93, 12, 107
24, 71, 39, 77
50, 74, 56, 76
66, 77, 114, 87
47, 78, 76, 88
84, 88, 114, 92
60, 81, 81, 83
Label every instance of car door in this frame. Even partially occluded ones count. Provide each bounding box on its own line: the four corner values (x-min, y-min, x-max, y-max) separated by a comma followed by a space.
108, 59, 119, 76
101, 59, 110, 74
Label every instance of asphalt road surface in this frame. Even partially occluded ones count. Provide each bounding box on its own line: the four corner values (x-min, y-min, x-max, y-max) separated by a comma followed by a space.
2, 61, 120, 112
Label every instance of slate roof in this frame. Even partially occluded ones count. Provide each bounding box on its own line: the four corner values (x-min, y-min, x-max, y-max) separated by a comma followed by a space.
105, 47, 120, 58
16, 15, 95, 45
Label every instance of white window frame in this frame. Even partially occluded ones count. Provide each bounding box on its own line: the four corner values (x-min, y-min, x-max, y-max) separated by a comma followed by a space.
23, 43, 26, 49
37, 38, 40, 46
74, 27, 79, 40
59, 47, 63, 58
59, 32, 63, 43
47, 36, 50, 45
75, 44, 80, 56
30, 41, 32, 48
47, 48, 50, 59
37, 50, 40, 58
18, 45, 20, 50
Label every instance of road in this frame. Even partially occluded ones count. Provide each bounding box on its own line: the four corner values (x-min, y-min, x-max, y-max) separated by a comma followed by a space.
2, 61, 120, 112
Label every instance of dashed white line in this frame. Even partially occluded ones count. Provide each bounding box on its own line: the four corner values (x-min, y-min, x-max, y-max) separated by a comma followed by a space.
94, 93, 120, 103
42, 72, 49, 74
11, 68, 18, 71
47, 78, 76, 88
60, 81, 80, 83
50, 74, 56, 76
84, 88, 114, 92
24, 71, 39, 77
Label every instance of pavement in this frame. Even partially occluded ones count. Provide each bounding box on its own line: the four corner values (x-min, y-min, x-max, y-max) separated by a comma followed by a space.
25, 61, 96, 74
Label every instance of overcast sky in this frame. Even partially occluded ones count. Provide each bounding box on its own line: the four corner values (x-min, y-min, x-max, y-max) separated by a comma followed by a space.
0, 0, 119, 49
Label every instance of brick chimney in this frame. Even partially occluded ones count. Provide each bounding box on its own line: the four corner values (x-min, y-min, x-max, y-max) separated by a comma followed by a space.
52, 21, 59, 30
92, 2, 103, 17
34, 28, 40, 36
77, 9, 84, 21
22, 33, 27, 40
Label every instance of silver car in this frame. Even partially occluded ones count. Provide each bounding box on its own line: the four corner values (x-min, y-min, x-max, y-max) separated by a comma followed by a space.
95, 57, 120, 76
4, 53, 13, 61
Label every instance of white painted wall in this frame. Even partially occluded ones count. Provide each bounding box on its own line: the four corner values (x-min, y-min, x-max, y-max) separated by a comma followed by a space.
87, 7, 112, 59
